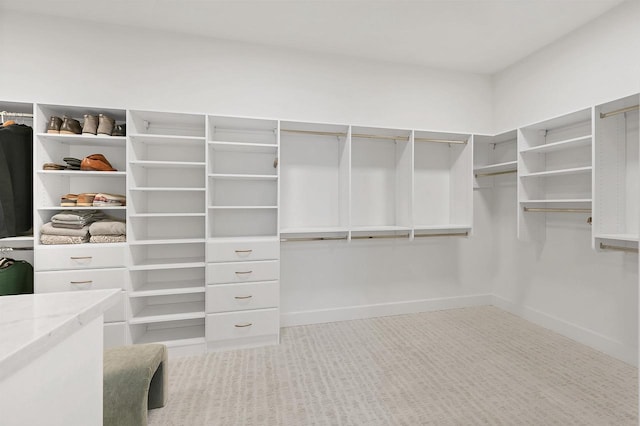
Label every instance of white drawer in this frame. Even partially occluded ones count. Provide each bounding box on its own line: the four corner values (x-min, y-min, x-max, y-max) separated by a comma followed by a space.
206, 309, 279, 342
35, 268, 127, 292
208, 239, 279, 262
104, 322, 128, 348
206, 281, 279, 313
207, 260, 279, 284
35, 244, 126, 271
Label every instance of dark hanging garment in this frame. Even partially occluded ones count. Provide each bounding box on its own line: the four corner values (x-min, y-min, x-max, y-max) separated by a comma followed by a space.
0, 259, 34, 295
0, 124, 33, 237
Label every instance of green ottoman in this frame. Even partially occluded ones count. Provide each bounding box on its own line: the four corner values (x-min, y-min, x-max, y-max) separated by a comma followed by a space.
104, 344, 168, 426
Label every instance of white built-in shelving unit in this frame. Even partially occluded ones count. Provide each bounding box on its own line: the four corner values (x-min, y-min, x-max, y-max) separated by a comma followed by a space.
594, 94, 639, 253
474, 130, 517, 189
517, 108, 593, 240
127, 110, 207, 354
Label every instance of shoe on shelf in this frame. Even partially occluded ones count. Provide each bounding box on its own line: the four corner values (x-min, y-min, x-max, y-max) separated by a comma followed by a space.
93, 193, 126, 207
80, 154, 117, 172
46, 116, 62, 134
111, 123, 126, 137
97, 114, 115, 136
77, 193, 97, 207
82, 114, 99, 135
59, 116, 82, 135
63, 157, 82, 170
43, 163, 66, 170
60, 194, 78, 207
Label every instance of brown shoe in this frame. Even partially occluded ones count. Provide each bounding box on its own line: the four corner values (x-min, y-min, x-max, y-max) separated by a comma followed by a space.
46, 116, 62, 134
60, 193, 78, 206
80, 154, 117, 171
60, 116, 82, 135
97, 114, 115, 136
77, 193, 97, 206
82, 114, 99, 135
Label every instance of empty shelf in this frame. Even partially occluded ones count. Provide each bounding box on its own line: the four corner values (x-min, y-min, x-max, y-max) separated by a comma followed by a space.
37, 133, 126, 146
129, 134, 205, 145
129, 281, 205, 298
208, 173, 277, 180
129, 258, 206, 270
594, 234, 639, 242
520, 166, 592, 178
209, 141, 278, 153
521, 135, 591, 154
129, 301, 205, 324
133, 324, 206, 347
474, 161, 517, 174
130, 160, 205, 168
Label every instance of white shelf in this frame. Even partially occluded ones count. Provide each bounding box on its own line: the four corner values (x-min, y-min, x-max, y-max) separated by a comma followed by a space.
129, 213, 205, 218
208, 173, 277, 180
128, 238, 206, 245
594, 234, 639, 242
520, 199, 592, 204
129, 281, 205, 298
0, 236, 34, 243
280, 226, 349, 234
474, 161, 517, 175
129, 301, 205, 324
521, 135, 592, 154
129, 134, 205, 145
208, 206, 277, 210
37, 206, 126, 211
520, 166, 592, 178
130, 160, 205, 168
36, 133, 126, 146
129, 187, 205, 192
207, 236, 279, 243
37, 170, 126, 177
129, 258, 206, 270
413, 224, 471, 231
133, 324, 206, 347
209, 141, 278, 153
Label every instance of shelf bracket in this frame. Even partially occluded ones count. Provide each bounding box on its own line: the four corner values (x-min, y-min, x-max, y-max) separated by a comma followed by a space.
143, 120, 150, 131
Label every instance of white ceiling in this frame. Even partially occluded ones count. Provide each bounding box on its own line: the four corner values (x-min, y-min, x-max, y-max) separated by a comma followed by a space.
1, 0, 626, 74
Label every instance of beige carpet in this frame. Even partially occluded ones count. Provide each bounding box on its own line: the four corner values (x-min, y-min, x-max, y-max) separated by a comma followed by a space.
148, 306, 638, 425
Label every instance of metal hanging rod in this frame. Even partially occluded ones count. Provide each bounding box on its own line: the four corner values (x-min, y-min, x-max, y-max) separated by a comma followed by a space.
280, 128, 466, 144
280, 236, 347, 242
351, 133, 409, 141
523, 207, 591, 213
600, 105, 639, 119
475, 169, 517, 178
414, 137, 467, 145
0, 111, 34, 118
280, 129, 347, 137
0, 246, 34, 251
599, 242, 638, 253
352, 234, 410, 240
414, 232, 468, 238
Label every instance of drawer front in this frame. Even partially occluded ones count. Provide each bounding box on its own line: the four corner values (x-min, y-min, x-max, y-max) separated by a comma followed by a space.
35, 268, 127, 292
207, 261, 279, 284
104, 322, 128, 348
207, 239, 279, 262
35, 245, 126, 271
206, 309, 279, 342
206, 281, 279, 313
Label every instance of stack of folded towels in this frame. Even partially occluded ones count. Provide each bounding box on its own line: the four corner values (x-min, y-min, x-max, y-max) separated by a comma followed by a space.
40, 210, 106, 244
89, 218, 126, 243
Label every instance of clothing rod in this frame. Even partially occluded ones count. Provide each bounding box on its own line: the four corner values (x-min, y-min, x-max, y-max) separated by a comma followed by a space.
414, 137, 467, 145
0, 111, 33, 118
351, 234, 410, 240
523, 207, 591, 213
599, 242, 638, 253
280, 129, 347, 137
599, 105, 639, 119
414, 232, 468, 238
0, 246, 34, 251
475, 169, 517, 178
351, 133, 409, 141
280, 236, 347, 242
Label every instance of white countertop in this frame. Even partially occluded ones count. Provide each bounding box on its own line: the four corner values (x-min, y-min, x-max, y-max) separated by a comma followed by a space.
0, 289, 119, 381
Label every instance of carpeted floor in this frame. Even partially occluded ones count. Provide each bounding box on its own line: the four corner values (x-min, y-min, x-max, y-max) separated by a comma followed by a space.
148, 306, 638, 425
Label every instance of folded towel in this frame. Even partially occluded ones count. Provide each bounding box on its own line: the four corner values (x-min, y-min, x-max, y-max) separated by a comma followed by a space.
52, 210, 106, 222
41, 222, 90, 237
40, 234, 89, 245
50, 222, 86, 230
90, 235, 126, 243
89, 219, 126, 236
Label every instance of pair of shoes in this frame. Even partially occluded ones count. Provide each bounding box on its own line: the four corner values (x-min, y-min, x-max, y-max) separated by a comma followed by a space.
60, 194, 78, 206
43, 163, 67, 170
47, 116, 83, 135
82, 114, 115, 136
63, 157, 82, 170
111, 123, 126, 136
93, 193, 126, 207
80, 154, 117, 171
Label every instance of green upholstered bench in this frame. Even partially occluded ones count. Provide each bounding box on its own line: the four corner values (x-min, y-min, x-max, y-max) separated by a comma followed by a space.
104, 344, 168, 426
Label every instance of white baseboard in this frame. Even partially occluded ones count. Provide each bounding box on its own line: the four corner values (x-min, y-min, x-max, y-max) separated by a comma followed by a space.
492, 295, 638, 366
281, 294, 493, 327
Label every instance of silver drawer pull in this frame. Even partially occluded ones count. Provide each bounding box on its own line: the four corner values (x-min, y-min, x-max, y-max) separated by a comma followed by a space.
234, 249, 253, 254
70, 280, 93, 284
234, 323, 253, 328
235, 271, 253, 275
70, 256, 92, 260
234, 295, 253, 300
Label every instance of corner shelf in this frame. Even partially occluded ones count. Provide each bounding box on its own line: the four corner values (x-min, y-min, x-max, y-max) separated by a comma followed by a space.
474, 160, 517, 175
520, 135, 592, 154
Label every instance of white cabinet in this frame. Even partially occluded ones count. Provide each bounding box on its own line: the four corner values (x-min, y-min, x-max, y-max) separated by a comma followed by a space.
517, 108, 593, 241
474, 131, 517, 189
206, 116, 280, 351
127, 110, 207, 352
594, 94, 639, 252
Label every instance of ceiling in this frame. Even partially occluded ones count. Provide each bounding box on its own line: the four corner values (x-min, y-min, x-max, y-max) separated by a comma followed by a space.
0, 0, 626, 74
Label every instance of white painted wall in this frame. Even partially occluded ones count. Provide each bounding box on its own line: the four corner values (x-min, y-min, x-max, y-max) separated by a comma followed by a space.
491, 0, 639, 365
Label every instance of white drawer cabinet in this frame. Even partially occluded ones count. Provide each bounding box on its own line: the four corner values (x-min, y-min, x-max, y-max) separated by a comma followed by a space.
206, 281, 279, 313
35, 244, 126, 271
207, 238, 279, 262
206, 308, 279, 342
207, 260, 279, 284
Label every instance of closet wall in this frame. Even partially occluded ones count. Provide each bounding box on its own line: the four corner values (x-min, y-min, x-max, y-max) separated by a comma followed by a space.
491, 0, 640, 364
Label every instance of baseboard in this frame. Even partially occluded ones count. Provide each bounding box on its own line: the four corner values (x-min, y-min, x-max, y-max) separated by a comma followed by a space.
492, 295, 638, 366
281, 294, 493, 327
